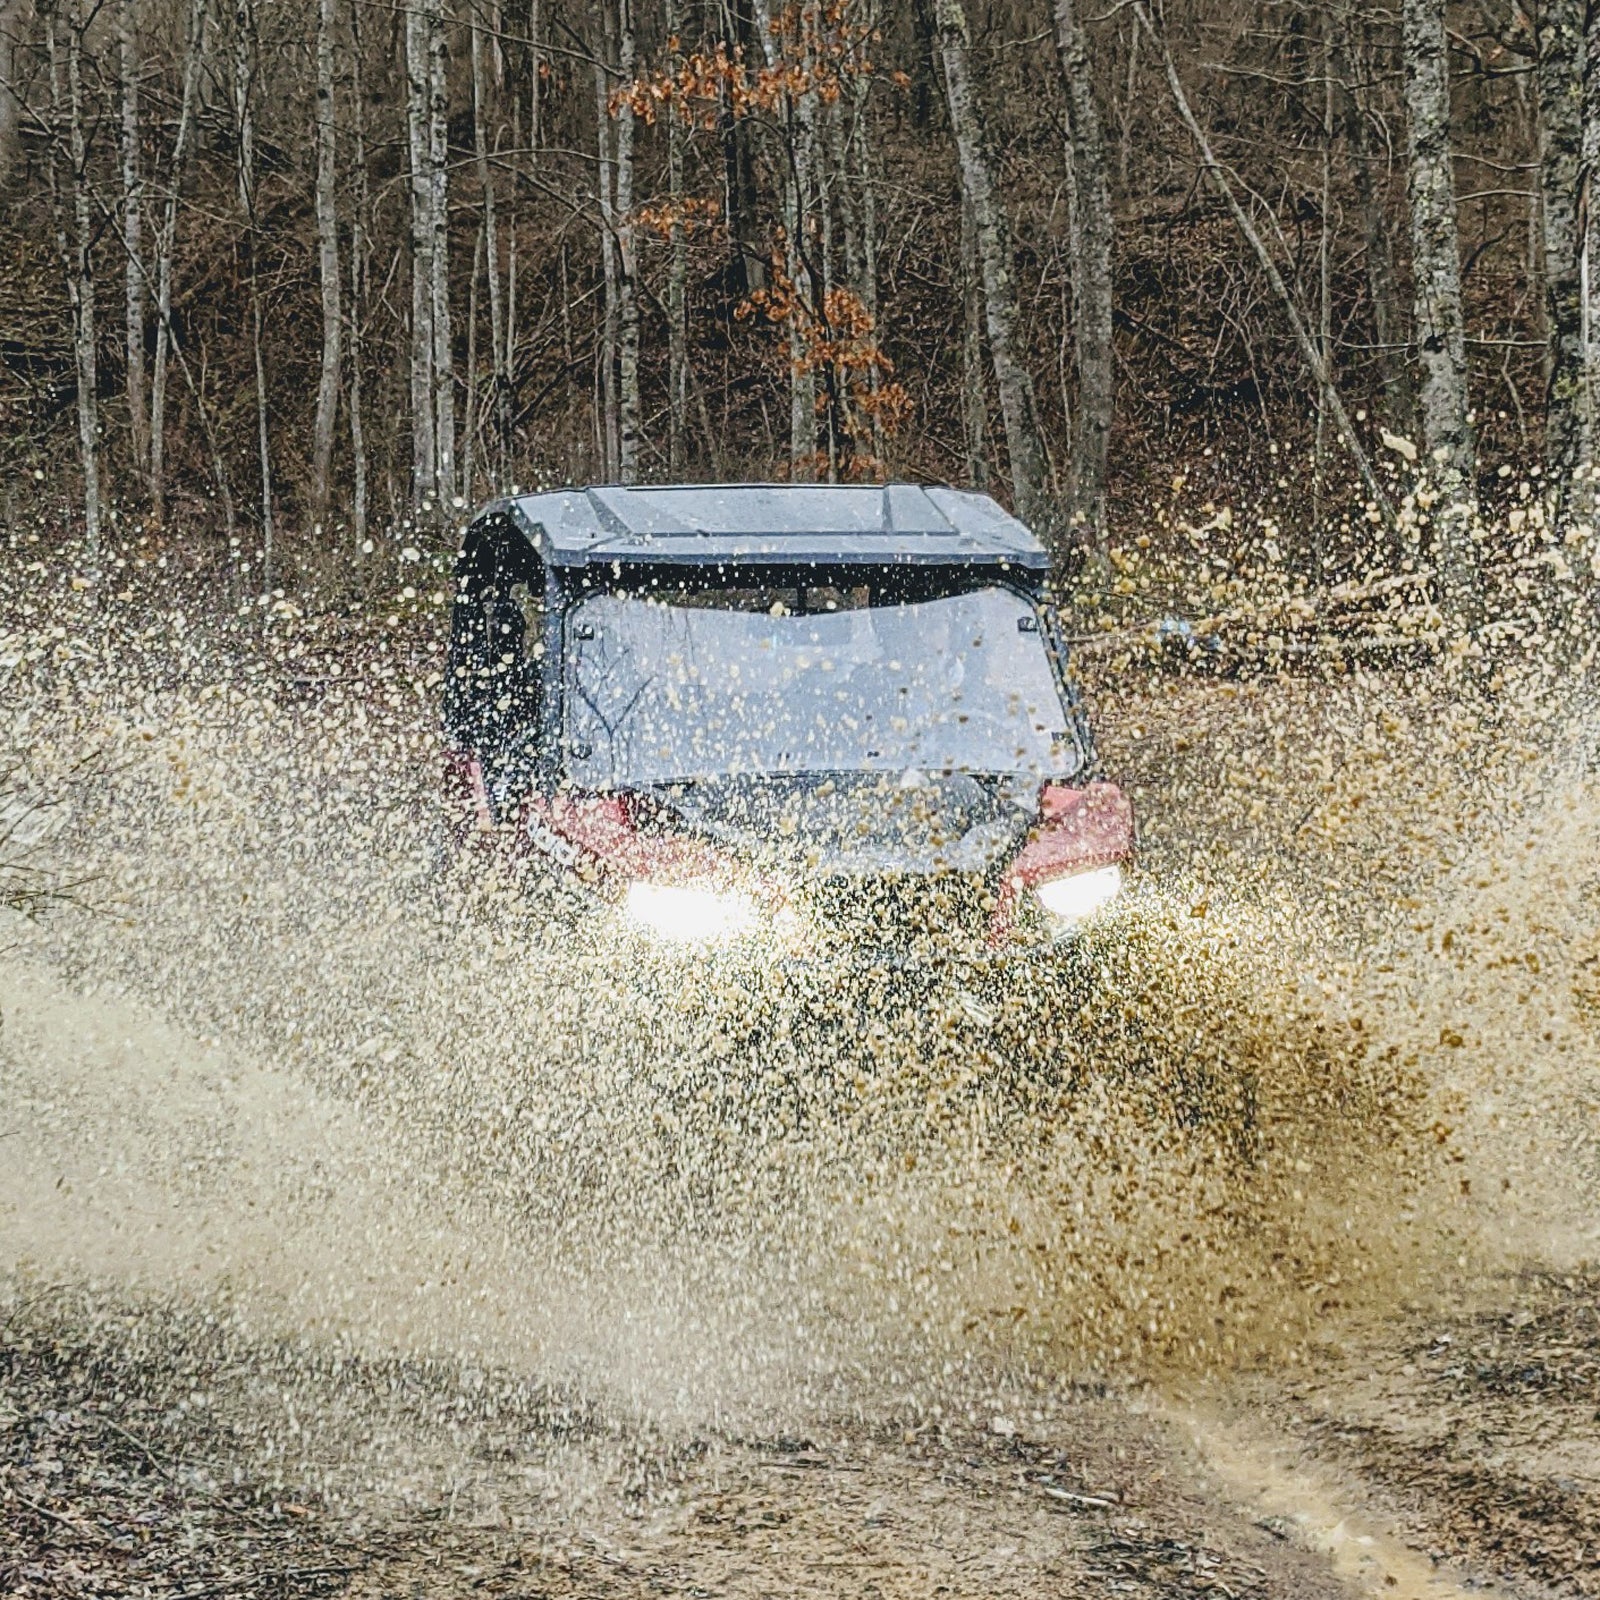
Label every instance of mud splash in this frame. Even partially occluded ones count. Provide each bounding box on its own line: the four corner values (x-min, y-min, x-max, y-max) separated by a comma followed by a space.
1, 554, 1590, 1509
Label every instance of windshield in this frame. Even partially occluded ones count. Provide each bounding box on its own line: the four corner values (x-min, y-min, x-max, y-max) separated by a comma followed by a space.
564, 584, 1082, 786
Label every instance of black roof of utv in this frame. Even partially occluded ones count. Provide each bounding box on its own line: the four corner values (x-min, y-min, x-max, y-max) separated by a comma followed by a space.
483, 483, 1049, 571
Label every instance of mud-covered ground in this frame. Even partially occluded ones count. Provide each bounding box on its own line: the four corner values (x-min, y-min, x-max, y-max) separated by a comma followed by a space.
3, 579, 1598, 1597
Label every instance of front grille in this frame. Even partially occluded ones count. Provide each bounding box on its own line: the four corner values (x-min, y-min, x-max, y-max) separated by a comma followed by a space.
805, 870, 996, 961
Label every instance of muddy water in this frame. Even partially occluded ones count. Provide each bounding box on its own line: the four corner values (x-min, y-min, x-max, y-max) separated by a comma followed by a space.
3, 577, 1598, 1592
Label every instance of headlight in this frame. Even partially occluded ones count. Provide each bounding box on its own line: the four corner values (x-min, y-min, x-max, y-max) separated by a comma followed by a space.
623, 881, 757, 944
1033, 863, 1122, 930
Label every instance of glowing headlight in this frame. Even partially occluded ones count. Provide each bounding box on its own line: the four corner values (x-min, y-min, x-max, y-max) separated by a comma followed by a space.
623, 881, 757, 944
1033, 863, 1122, 930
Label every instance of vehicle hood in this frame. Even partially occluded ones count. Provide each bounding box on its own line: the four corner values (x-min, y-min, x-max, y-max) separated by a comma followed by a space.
644, 772, 1037, 877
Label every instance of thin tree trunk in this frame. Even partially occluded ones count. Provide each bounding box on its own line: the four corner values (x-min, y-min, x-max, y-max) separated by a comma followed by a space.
471, 10, 509, 489
233, 0, 272, 576
405, 0, 438, 505
1536, 0, 1587, 501
1133, 4, 1394, 531
615, 0, 641, 482
959, 193, 989, 489
1052, 0, 1113, 572
311, 0, 342, 532
935, 0, 1051, 535
46, 1, 102, 557
1399, 0, 1478, 624
427, 4, 455, 505
1585, 0, 1600, 444
118, 0, 149, 496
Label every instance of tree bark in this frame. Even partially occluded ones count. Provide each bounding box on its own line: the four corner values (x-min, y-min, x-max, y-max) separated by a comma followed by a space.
46, 0, 102, 557
935, 0, 1051, 536
118, 0, 149, 496
1052, 0, 1113, 573
311, 0, 342, 532
1536, 0, 1588, 500
1584, 0, 1600, 445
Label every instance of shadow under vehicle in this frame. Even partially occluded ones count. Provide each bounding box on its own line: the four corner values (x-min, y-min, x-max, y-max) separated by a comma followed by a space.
440, 484, 1135, 1028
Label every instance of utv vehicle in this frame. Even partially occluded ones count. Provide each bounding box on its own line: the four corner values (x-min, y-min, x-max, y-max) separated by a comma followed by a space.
441, 484, 1133, 969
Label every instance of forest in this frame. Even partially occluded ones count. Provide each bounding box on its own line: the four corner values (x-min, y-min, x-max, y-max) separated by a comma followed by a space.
1, 0, 1595, 622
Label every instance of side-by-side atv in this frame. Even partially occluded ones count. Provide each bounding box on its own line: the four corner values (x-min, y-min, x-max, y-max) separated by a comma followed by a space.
441, 484, 1133, 972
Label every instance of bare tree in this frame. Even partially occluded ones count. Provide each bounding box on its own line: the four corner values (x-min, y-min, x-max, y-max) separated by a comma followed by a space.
118, 0, 149, 493
1052, 0, 1112, 573
44, 0, 102, 555
935, 0, 1050, 535
1536, 0, 1588, 500
311, 0, 342, 531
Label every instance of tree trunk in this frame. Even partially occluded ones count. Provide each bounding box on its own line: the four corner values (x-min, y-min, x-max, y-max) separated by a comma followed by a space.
935, 0, 1051, 536
427, 5, 455, 505
1399, 0, 1478, 623
46, 1, 102, 557
1052, 0, 1113, 573
615, 0, 641, 482
1536, 0, 1587, 501
471, 12, 509, 490
118, 0, 149, 495
405, 0, 437, 506
233, 0, 273, 575
311, 0, 342, 532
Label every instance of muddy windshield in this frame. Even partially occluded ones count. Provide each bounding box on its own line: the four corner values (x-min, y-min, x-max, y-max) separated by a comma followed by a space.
563, 584, 1082, 787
